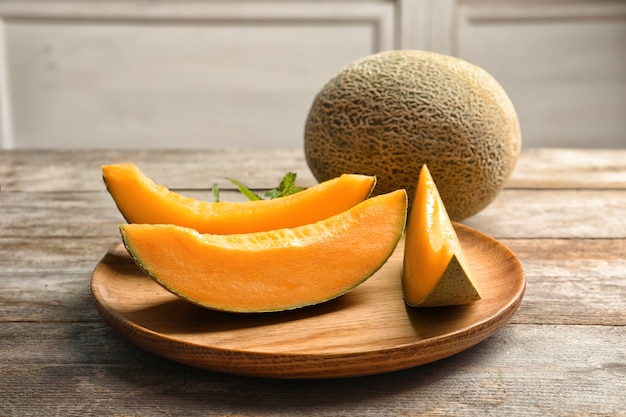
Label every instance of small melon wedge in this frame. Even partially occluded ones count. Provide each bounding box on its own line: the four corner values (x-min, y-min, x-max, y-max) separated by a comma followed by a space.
102, 164, 376, 234
120, 189, 407, 313
403, 165, 481, 307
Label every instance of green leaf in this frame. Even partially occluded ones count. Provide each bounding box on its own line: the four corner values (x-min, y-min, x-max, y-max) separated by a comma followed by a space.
212, 182, 220, 202
264, 189, 282, 199
222, 172, 306, 201
264, 172, 305, 199
227, 177, 262, 201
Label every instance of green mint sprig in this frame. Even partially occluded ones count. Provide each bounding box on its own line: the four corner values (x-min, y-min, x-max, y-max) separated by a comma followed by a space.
219, 172, 305, 201
263, 172, 305, 199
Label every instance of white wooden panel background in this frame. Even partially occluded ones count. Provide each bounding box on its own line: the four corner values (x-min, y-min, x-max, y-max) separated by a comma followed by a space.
453, 0, 626, 149
0, 1, 395, 149
5, 21, 381, 149
0, 0, 625, 150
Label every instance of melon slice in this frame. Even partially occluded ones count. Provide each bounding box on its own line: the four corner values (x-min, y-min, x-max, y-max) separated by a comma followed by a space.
403, 165, 481, 307
102, 164, 376, 234
120, 189, 407, 313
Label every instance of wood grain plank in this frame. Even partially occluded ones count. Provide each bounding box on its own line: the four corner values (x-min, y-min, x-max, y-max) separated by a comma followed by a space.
0, 149, 315, 192
0, 237, 118, 273
0, 271, 100, 323
465, 189, 626, 239
3, 148, 626, 192
508, 148, 626, 189
505, 239, 626, 326
1, 323, 623, 416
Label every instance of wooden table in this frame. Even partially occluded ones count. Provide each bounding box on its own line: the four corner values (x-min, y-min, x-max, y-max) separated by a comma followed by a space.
1, 148, 624, 416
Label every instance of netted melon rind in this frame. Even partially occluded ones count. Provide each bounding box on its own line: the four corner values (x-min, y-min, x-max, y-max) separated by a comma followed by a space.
304, 50, 521, 221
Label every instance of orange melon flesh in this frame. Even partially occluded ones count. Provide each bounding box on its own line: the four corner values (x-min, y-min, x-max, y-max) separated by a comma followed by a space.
120, 189, 407, 313
102, 164, 376, 234
403, 165, 481, 307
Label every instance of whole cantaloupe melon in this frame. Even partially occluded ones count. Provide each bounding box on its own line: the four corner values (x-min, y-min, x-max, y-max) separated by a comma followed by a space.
304, 50, 521, 221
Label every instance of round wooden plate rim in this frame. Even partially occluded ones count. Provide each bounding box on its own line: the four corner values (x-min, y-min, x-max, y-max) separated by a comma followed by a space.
91, 222, 525, 378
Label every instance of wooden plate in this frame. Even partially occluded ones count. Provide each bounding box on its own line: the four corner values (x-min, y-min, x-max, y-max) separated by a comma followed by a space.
91, 223, 525, 379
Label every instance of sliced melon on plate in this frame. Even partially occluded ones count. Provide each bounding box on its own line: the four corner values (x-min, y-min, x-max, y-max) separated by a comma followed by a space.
120, 189, 407, 313
102, 163, 376, 234
403, 165, 481, 307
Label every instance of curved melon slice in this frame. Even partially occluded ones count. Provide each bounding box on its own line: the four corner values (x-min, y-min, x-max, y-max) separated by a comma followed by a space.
120, 189, 407, 313
403, 165, 481, 307
102, 163, 376, 234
